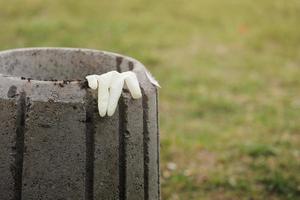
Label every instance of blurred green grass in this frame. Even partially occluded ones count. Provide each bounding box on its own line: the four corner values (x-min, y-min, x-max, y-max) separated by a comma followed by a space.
1, 0, 300, 199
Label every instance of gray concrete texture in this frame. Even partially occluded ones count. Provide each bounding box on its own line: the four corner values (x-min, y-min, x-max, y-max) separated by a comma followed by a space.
0, 48, 160, 200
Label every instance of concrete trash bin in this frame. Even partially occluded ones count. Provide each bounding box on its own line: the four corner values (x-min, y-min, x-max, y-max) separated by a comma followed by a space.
0, 48, 160, 200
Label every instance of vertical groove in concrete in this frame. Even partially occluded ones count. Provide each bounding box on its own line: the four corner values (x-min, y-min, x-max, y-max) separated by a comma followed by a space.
142, 86, 159, 200
156, 88, 161, 199
118, 95, 127, 200
124, 92, 144, 200
85, 92, 95, 200
0, 98, 18, 199
14, 92, 26, 200
142, 88, 150, 200
116, 56, 123, 73
116, 56, 127, 200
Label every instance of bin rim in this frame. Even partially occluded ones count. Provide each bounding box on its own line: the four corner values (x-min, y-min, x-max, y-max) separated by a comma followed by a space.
0, 47, 147, 83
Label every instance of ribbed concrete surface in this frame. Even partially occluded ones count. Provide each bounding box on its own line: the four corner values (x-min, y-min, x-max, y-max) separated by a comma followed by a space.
0, 48, 159, 200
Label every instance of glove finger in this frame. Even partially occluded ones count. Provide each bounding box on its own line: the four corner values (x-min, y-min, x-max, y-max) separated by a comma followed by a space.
107, 74, 124, 116
97, 74, 111, 117
123, 72, 142, 99
86, 75, 98, 90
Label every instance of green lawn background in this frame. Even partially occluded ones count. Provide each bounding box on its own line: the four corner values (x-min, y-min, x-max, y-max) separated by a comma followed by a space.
1, 0, 300, 199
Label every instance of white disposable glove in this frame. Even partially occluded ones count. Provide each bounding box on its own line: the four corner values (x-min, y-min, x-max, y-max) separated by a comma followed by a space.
86, 71, 142, 117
